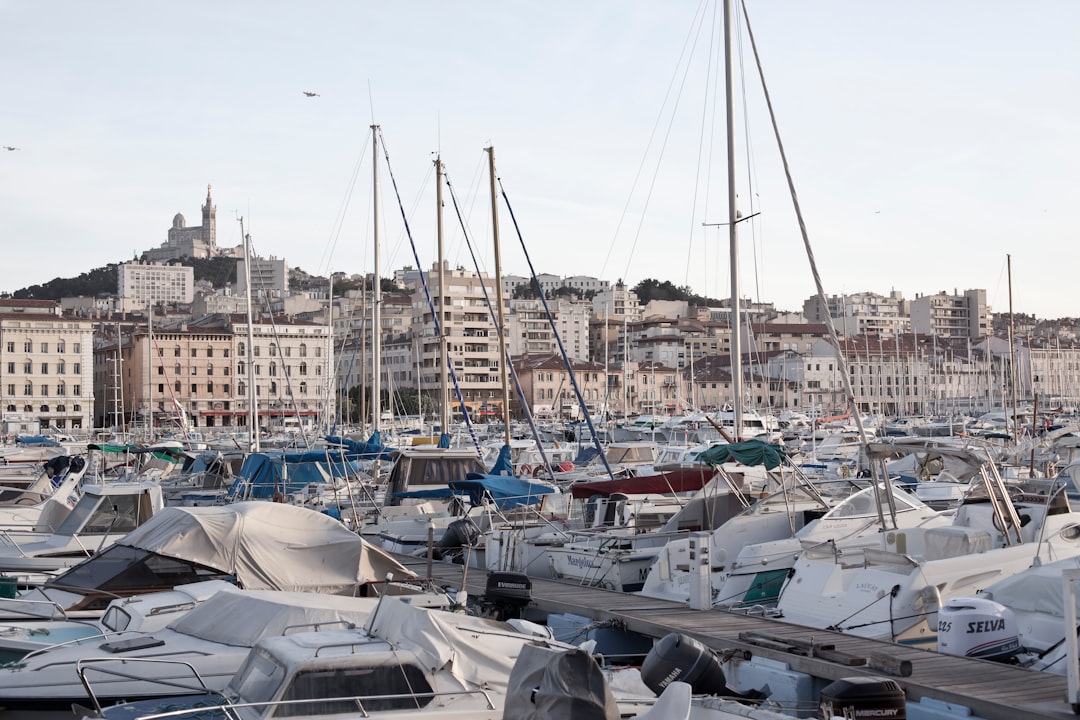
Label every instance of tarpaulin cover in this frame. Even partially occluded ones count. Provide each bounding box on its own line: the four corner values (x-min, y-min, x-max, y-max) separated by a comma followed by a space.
394, 475, 555, 509
324, 431, 396, 459
696, 439, 786, 470
118, 502, 415, 593
228, 451, 367, 499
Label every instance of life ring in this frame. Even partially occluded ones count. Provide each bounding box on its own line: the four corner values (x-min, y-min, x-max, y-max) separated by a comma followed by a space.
533, 465, 545, 477
519, 464, 533, 476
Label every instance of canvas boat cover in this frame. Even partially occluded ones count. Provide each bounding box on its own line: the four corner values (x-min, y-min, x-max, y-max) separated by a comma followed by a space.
169, 587, 383, 646
364, 597, 540, 692
118, 502, 414, 593
569, 467, 716, 500
696, 439, 786, 470
504, 643, 619, 720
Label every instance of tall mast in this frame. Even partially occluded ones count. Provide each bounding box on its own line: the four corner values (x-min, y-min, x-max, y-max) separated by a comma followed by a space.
487, 146, 512, 448
724, 0, 743, 439
435, 157, 449, 436
371, 125, 382, 437
241, 219, 260, 453
147, 301, 154, 441
1007, 253, 1018, 441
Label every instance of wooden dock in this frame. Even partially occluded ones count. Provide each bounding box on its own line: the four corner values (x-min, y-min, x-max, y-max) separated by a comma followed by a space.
398, 555, 1079, 720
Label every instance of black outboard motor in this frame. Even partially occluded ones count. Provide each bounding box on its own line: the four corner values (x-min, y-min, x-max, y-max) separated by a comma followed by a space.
477, 571, 533, 620
819, 677, 906, 719
640, 633, 729, 696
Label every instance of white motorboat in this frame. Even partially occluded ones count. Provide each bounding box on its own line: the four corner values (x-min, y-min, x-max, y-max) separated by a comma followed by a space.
77, 595, 564, 720
1, 588, 452, 715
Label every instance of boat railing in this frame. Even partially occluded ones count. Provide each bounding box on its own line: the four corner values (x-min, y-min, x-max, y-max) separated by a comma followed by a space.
0, 593, 71, 620
281, 618, 357, 635
82, 687, 499, 720
17, 625, 145, 663
76, 656, 213, 715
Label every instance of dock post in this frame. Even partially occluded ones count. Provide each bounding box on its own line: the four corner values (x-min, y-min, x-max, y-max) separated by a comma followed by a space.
688, 531, 711, 610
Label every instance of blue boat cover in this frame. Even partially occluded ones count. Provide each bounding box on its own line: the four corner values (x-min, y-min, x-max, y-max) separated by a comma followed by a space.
15, 435, 59, 446
228, 450, 368, 500
394, 475, 555, 510
324, 431, 396, 460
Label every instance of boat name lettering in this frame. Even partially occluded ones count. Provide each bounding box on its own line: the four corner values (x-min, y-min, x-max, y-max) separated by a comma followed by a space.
566, 555, 603, 569
967, 619, 1006, 634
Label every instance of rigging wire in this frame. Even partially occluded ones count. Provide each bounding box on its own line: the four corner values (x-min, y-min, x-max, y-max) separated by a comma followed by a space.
598, 0, 710, 282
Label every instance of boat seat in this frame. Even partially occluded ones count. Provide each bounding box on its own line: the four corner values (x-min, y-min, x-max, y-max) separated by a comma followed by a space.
923, 526, 992, 561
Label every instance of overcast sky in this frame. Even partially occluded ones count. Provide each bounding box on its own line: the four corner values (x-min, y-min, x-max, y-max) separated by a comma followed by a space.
2, 1, 1077, 319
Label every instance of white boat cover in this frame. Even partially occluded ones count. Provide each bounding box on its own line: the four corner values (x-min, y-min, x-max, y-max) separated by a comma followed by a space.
169, 587, 382, 646
984, 555, 1080, 617
118, 502, 414, 593
364, 597, 528, 690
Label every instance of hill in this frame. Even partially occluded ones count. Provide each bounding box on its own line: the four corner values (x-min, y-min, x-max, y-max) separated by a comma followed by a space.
10, 257, 240, 301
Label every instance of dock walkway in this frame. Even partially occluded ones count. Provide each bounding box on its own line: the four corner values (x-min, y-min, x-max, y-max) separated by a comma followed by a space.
398, 555, 1079, 720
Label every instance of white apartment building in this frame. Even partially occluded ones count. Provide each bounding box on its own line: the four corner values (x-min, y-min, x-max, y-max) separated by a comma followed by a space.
0, 300, 94, 431
118, 261, 195, 311
237, 256, 289, 297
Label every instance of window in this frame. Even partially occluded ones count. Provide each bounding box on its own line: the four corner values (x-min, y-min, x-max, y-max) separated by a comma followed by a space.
315, 346, 322, 357
269, 362, 277, 377
238, 343, 246, 357
191, 367, 197, 376
207, 364, 214, 376
222, 385, 230, 395
174, 347, 181, 357
254, 346, 261, 357
299, 343, 307, 358
73, 403, 81, 411
207, 382, 214, 393
299, 381, 308, 394
23, 341, 31, 352
223, 349, 229, 358
157, 348, 163, 356
23, 362, 31, 374
237, 382, 246, 395
299, 362, 308, 376
5, 342, 13, 353
157, 366, 164, 375
57, 382, 65, 396
23, 384, 32, 396
40, 342, 48, 353
191, 348, 198, 357
270, 381, 277, 394
57, 342, 65, 353
269, 343, 277, 357
6, 362, 14, 374
40, 363, 49, 374
5, 385, 13, 397
40, 404, 49, 412
58, 361, 66, 374
158, 383, 165, 394
174, 382, 181, 393
284, 346, 291, 357
206, 348, 214, 358
73, 343, 79, 353
191, 384, 197, 394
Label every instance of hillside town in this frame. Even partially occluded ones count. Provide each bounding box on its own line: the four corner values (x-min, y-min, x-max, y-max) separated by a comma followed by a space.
2, 187, 1077, 439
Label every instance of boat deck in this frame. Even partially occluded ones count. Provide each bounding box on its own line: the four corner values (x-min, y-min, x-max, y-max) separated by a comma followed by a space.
397, 555, 1079, 720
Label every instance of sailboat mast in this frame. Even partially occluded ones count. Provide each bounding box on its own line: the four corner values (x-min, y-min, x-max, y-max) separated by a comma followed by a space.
371, 125, 382, 437
435, 157, 449, 436
241, 219, 260, 453
147, 300, 155, 441
1007, 253, 1018, 441
487, 146, 512, 448
724, 0, 743, 439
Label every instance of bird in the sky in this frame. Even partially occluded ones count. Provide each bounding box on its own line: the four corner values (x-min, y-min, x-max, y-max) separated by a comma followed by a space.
302, 91, 319, 97
3, 146, 18, 151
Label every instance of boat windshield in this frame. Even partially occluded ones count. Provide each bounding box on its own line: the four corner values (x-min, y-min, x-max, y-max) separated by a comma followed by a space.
44, 544, 234, 598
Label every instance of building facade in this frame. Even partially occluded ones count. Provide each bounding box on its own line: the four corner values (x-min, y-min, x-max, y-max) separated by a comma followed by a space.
0, 299, 94, 432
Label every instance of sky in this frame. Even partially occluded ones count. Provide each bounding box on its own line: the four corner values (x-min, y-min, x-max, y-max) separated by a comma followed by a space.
2, 1, 1078, 319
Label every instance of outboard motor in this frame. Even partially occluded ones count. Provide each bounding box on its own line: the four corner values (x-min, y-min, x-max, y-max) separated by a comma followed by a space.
478, 572, 533, 620
819, 677, 906, 719
640, 633, 728, 696
937, 596, 1020, 662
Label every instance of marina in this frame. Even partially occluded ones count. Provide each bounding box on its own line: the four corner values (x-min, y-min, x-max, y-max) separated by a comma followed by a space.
404, 553, 1079, 720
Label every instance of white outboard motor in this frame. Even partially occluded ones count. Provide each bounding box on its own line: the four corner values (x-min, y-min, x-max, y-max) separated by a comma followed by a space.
937, 596, 1020, 661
